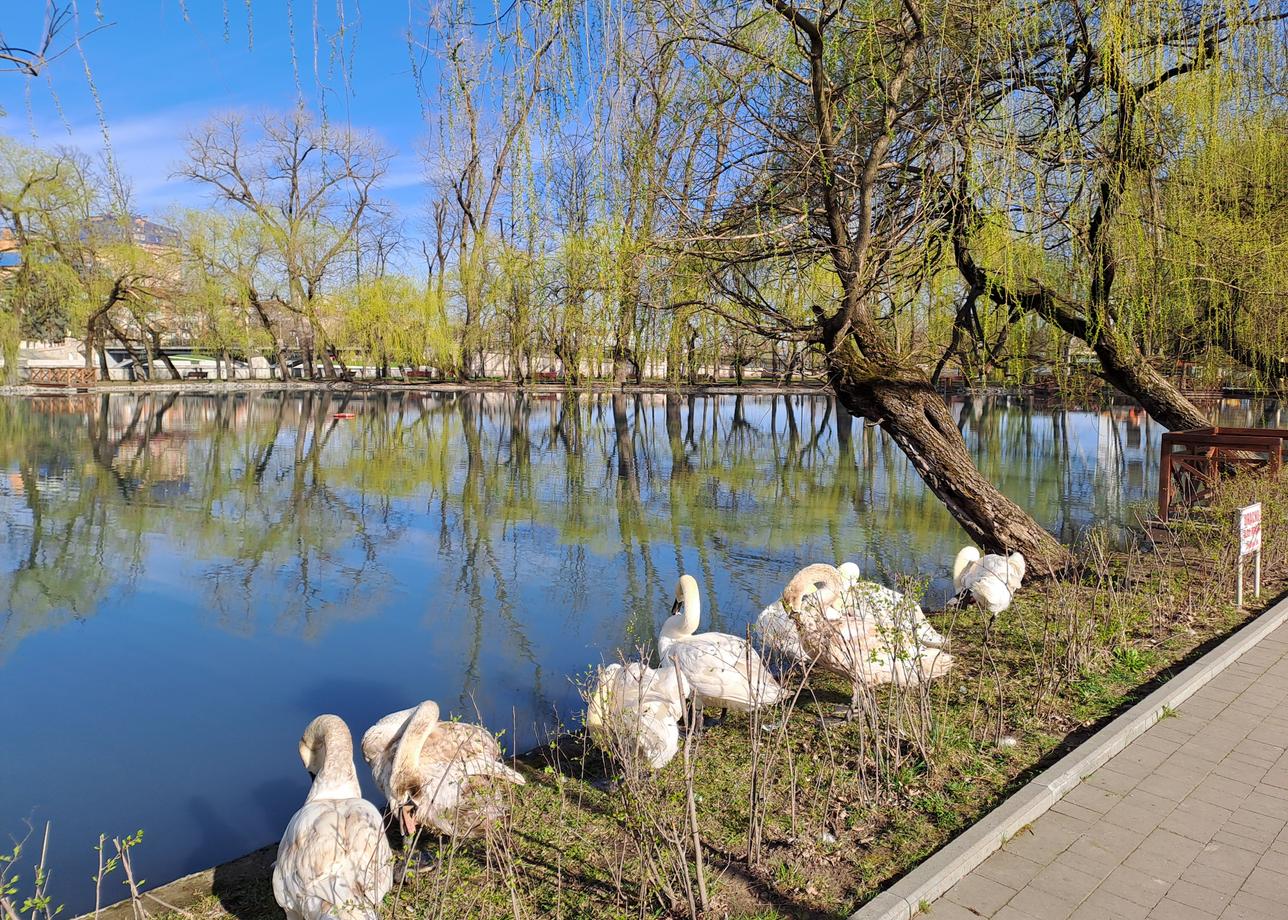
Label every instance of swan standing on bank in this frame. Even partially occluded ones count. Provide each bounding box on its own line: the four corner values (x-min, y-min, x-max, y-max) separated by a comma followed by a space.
757, 561, 944, 662
659, 574, 784, 725
362, 700, 525, 839
586, 660, 691, 769
953, 547, 1025, 614
272, 715, 393, 920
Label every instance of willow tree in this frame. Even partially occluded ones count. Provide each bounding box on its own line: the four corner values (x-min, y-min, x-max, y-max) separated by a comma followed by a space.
0, 140, 169, 380
182, 108, 390, 379
1142, 118, 1288, 385
949, 0, 1286, 430
414, 0, 566, 380
644, 0, 1073, 569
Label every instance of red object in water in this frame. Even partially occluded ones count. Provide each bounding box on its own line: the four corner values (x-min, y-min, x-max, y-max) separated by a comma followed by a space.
333, 412, 357, 420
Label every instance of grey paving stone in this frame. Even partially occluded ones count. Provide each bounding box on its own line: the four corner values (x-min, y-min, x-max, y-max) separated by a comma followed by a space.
973, 848, 1045, 891
1070, 888, 1150, 920
1148, 897, 1221, 920
1100, 864, 1172, 909
919, 900, 980, 919
1182, 859, 1251, 895
1225, 888, 1285, 919
1003, 884, 1075, 920
1237, 864, 1288, 902
1194, 842, 1264, 877
943, 872, 1017, 916
1069, 821, 1148, 863
1087, 768, 1142, 796
1159, 798, 1236, 843
1000, 812, 1085, 864
1026, 860, 1101, 902
1166, 877, 1235, 915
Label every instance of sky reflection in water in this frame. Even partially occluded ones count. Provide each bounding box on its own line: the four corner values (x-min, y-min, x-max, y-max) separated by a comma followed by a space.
1, 389, 1282, 909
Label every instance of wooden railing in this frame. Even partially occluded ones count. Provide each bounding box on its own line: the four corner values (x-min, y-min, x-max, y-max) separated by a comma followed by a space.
1158, 426, 1288, 521
27, 367, 97, 387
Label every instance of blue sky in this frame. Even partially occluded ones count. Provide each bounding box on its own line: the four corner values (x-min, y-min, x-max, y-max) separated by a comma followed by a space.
0, 2, 434, 220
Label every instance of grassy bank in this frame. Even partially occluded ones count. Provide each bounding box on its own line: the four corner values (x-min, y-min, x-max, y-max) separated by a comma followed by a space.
15, 475, 1288, 920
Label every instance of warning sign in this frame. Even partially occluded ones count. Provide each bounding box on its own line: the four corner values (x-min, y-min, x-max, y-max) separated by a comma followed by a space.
1239, 503, 1262, 557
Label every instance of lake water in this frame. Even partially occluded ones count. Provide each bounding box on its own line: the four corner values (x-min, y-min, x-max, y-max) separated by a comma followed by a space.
1, 389, 1282, 911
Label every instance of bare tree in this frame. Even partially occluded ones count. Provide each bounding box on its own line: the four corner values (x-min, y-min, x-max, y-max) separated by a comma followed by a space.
181, 108, 390, 378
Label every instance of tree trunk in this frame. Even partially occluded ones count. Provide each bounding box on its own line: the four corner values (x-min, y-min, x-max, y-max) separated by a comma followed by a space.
1090, 332, 1208, 431
826, 350, 1072, 574
150, 330, 181, 380
96, 338, 110, 381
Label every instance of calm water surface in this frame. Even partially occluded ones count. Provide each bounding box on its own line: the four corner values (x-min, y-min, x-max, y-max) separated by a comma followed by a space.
1, 389, 1282, 909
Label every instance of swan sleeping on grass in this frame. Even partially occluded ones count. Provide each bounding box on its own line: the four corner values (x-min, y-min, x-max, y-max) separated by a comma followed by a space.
362, 700, 525, 839
781, 564, 954, 695
659, 574, 784, 725
757, 561, 944, 662
272, 715, 393, 920
953, 547, 1025, 614
586, 660, 691, 769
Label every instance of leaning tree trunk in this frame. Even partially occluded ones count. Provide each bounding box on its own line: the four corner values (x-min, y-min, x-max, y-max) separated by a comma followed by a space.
826, 349, 1072, 575
1090, 333, 1208, 431
149, 330, 181, 380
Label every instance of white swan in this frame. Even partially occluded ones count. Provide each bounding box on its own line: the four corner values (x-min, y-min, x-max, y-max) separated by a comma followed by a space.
953, 547, 1025, 614
659, 574, 784, 722
362, 700, 525, 839
782, 564, 954, 693
586, 660, 691, 769
272, 715, 393, 920
757, 561, 944, 662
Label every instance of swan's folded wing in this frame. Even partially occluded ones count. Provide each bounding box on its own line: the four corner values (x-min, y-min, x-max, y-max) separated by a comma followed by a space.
756, 602, 807, 660
273, 799, 393, 920
664, 639, 781, 706
360, 708, 413, 765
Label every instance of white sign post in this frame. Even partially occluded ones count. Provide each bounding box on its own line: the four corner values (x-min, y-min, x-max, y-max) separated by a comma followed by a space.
1237, 502, 1262, 607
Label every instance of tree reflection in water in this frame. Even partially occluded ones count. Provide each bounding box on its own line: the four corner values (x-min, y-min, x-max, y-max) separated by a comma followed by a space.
0, 389, 1280, 912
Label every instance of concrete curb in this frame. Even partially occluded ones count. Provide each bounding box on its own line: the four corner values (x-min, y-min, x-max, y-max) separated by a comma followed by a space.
848, 592, 1288, 920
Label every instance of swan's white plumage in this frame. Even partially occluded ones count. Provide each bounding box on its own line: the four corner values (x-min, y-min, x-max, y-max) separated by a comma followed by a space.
953, 547, 1025, 614
783, 564, 954, 687
362, 701, 525, 838
586, 661, 691, 768
272, 715, 392, 920
761, 561, 945, 664
659, 574, 783, 713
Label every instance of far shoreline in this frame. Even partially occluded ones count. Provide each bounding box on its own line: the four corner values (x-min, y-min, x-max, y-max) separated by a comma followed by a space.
0, 378, 1266, 401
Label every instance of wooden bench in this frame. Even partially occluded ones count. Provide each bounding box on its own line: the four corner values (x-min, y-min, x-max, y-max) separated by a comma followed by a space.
184, 370, 209, 380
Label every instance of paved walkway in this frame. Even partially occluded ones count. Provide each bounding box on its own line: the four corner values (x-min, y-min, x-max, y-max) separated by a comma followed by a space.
927, 622, 1288, 920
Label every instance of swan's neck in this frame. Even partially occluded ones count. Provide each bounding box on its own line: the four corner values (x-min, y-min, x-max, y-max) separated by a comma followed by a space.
660, 579, 701, 641
391, 702, 439, 799
304, 720, 361, 801
952, 548, 979, 588
783, 563, 843, 612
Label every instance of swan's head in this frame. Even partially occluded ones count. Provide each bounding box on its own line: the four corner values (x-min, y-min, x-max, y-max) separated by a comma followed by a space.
390, 700, 440, 807
669, 572, 700, 608
298, 714, 350, 779
837, 562, 862, 585
952, 546, 980, 586
1007, 552, 1027, 583
781, 563, 843, 614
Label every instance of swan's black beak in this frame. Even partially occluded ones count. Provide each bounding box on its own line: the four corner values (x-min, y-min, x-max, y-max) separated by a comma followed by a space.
670, 598, 681, 616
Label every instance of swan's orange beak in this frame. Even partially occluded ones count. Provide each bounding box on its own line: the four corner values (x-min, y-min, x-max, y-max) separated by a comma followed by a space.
399, 802, 417, 836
